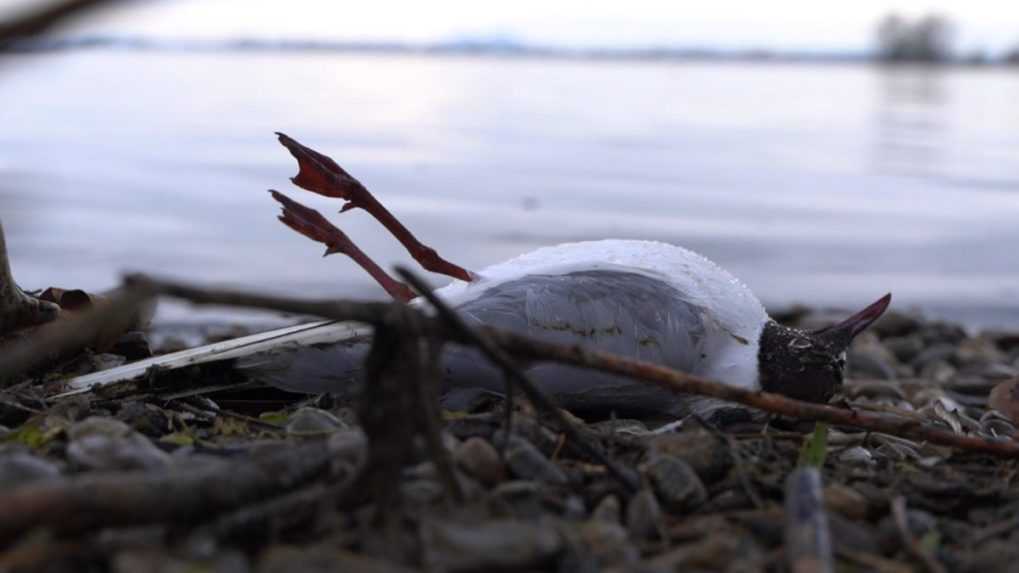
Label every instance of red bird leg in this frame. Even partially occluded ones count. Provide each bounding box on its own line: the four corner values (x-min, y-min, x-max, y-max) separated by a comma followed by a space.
276, 132, 476, 283
269, 191, 416, 303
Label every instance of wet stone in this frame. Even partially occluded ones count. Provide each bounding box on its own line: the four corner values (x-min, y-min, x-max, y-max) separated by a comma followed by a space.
285, 407, 347, 436
912, 343, 958, 370
67, 416, 172, 471
420, 519, 563, 572
0, 451, 61, 487
490, 480, 545, 518
454, 437, 506, 486
504, 437, 568, 485
848, 345, 898, 380
577, 519, 639, 566
645, 455, 707, 513
626, 489, 663, 540
838, 446, 876, 467
921, 360, 958, 384
647, 429, 732, 483
592, 494, 622, 523
401, 479, 445, 507
883, 335, 925, 364
872, 310, 923, 338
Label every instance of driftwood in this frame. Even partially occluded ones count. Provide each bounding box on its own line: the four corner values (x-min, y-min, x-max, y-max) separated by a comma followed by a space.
122, 273, 1019, 459
0, 434, 363, 543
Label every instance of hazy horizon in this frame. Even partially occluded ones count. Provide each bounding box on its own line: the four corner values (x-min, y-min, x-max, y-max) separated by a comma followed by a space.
2, 0, 1018, 55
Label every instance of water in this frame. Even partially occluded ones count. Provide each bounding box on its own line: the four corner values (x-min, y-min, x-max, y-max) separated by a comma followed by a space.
2, 50, 1018, 329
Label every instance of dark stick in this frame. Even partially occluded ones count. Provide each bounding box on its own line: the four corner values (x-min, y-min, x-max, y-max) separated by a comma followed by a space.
0, 435, 363, 543
125, 274, 1019, 459
396, 266, 640, 493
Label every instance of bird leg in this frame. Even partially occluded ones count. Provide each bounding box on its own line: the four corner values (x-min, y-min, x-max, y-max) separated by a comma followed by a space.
269, 190, 416, 303
276, 132, 475, 283
0, 220, 60, 335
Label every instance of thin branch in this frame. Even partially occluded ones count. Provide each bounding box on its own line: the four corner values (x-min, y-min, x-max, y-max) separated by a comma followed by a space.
123, 274, 1019, 459
891, 496, 946, 573
0, 435, 363, 543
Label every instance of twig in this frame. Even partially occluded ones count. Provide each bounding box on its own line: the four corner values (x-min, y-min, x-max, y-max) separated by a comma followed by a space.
0, 285, 152, 386
0, 435, 363, 543
784, 467, 833, 573
891, 496, 946, 573
354, 306, 463, 515
124, 274, 1019, 459
396, 266, 640, 493
171, 399, 284, 432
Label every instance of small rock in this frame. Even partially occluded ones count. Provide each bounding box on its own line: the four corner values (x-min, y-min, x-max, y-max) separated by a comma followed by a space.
421, 519, 563, 572
823, 484, 869, 520
647, 429, 731, 482
848, 342, 898, 380
592, 495, 622, 523
285, 408, 347, 436
872, 310, 923, 338
645, 455, 707, 513
0, 451, 61, 487
91, 353, 127, 371
838, 446, 875, 466
455, 437, 506, 486
919, 360, 957, 384
111, 331, 152, 361
876, 509, 937, 554
882, 335, 925, 363
589, 419, 648, 435
67, 417, 172, 471
912, 343, 958, 370
626, 489, 662, 540
577, 519, 639, 566
504, 438, 567, 485
401, 480, 445, 506
989, 379, 1019, 423
490, 481, 544, 518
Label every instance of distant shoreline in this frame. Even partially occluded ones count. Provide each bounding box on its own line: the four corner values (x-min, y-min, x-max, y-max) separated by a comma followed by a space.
5, 36, 1018, 68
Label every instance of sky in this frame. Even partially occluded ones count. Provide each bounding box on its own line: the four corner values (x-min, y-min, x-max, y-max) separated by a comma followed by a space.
3, 0, 1019, 53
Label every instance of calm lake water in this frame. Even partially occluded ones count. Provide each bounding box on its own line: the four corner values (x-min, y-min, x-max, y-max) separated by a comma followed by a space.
2, 50, 1018, 329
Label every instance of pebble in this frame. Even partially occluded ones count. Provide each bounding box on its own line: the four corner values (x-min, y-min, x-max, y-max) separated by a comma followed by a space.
504, 437, 568, 485
420, 519, 563, 572
66, 417, 172, 471
988, 379, 1019, 423
647, 429, 732, 482
626, 489, 663, 540
577, 519, 639, 566
883, 335, 925, 364
644, 455, 707, 513
823, 484, 869, 520
838, 446, 876, 467
490, 481, 545, 518
454, 437, 506, 486
912, 343, 958, 370
285, 408, 347, 436
592, 495, 622, 523
0, 451, 61, 487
